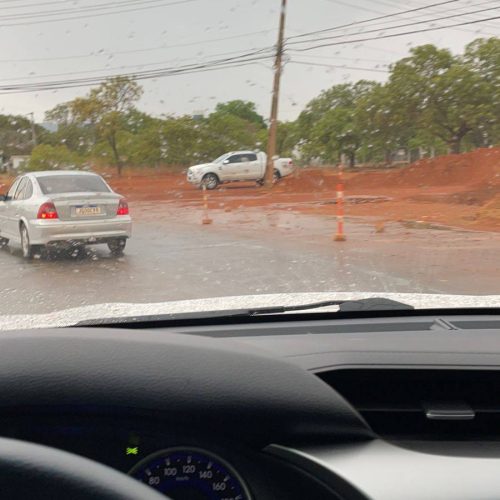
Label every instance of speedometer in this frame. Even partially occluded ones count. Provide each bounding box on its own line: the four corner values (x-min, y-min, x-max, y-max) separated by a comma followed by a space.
129, 447, 252, 500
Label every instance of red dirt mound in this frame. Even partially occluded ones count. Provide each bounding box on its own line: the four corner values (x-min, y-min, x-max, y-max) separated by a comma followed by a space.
387, 147, 500, 189
274, 168, 339, 193
277, 147, 499, 198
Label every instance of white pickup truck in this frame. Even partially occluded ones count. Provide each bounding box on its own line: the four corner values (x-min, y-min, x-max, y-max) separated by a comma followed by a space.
187, 151, 294, 189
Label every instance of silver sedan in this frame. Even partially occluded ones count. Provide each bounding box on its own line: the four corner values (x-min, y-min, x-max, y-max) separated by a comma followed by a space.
0, 170, 132, 258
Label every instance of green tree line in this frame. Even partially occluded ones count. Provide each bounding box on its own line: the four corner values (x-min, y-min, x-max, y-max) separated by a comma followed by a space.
1, 37, 499, 173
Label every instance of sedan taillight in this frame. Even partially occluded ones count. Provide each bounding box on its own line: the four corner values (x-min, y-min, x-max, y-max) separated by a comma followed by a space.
117, 198, 129, 216
37, 201, 58, 219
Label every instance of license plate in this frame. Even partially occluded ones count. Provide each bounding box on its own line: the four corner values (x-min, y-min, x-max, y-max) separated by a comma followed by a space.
75, 206, 101, 216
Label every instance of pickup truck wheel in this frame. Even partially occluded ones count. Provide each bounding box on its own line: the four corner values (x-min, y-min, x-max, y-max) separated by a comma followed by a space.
201, 173, 219, 190
273, 169, 281, 183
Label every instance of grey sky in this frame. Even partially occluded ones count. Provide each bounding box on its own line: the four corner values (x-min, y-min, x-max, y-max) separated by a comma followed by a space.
0, 0, 497, 122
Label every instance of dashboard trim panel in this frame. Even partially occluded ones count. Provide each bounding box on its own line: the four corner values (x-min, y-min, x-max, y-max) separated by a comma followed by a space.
268, 441, 500, 500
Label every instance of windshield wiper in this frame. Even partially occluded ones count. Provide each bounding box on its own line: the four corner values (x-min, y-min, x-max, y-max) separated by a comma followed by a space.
74, 297, 413, 328
253, 297, 414, 314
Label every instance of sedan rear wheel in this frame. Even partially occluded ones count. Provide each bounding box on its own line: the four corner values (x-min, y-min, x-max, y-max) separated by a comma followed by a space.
20, 224, 42, 259
108, 237, 127, 256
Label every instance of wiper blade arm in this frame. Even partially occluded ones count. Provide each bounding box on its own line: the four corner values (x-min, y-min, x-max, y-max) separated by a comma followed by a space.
249, 297, 413, 315
74, 297, 413, 327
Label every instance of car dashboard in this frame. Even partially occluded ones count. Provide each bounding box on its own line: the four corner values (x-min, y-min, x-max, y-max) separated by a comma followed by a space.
1, 310, 500, 499
0, 413, 336, 500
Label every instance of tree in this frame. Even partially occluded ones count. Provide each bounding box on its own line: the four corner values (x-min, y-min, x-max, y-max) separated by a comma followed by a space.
27, 144, 83, 171
0, 114, 43, 159
259, 121, 298, 157
295, 82, 376, 165
464, 37, 500, 83
124, 116, 202, 166
463, 37, 500, 146
199, 112, 262, 160
45, 103, 96, 154
388, 45, 493, 154
213, 100, 266, 129
49, 77, 143, 174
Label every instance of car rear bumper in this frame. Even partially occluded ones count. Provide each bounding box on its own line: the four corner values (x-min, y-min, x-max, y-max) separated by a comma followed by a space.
27, 216, 132, 245
279, 164, 295, 177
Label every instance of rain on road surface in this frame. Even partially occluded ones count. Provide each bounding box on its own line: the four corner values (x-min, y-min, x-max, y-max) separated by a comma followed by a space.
0, 203, 498, 315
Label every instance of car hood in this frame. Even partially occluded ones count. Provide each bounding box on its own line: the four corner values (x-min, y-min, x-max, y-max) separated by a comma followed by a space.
189, 163, 214, 171
0, 292, 499, 330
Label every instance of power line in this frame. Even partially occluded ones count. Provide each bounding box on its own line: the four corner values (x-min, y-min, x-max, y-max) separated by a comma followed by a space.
285, 53, 390, 64
0, 0, 200, 26
0, 29, 274, 63
0, 49, 276, 93
371, 0, 500, 31
0, 0, 64, 3
289, 60, 389, 73
0, 45, 275, 82
0, 0, 187, 20
286, 4, 500, 47
0, 0, 494, 95
287, 0, 461, 40
293, 0, 500, 43
0, 60, 268, 94
0, 1, 69, 11
339, 0, 499, 32
290, 14, 500, 52
0, 62, 266, 95
322, 0, 395, 17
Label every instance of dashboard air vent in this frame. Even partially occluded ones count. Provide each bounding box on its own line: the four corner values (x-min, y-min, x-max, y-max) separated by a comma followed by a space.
318, 369, 500, 440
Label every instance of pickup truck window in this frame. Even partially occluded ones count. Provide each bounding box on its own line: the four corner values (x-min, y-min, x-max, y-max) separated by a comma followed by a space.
213, 153, 230, 163
246, 154, 258, 162
228, 155, 243, 164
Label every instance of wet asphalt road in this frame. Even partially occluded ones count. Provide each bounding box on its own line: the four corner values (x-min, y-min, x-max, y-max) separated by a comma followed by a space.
0, 205, 498, 315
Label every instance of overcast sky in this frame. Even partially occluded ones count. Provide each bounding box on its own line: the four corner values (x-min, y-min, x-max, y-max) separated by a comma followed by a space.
0, 0, 497, 123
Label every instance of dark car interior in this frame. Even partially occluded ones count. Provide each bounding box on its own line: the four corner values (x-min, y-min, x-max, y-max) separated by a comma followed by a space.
1, 307, 500, 499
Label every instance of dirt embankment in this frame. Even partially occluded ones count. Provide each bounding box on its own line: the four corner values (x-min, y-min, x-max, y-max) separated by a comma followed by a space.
0, 148, 498, 232
105, 148, 499, 232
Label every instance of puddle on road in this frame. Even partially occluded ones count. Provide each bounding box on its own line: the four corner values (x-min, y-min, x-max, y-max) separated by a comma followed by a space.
401, 220, 454, 231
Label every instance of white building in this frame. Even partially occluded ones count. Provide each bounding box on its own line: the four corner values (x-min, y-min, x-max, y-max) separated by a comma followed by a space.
9, 155, 30, 172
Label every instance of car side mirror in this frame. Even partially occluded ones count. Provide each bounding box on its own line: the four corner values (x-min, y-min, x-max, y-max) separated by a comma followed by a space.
222, 159, 230, 165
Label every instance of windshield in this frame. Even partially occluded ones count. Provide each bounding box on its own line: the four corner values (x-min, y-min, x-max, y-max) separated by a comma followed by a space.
38, 175, 110, 195
0, 0, 498, 327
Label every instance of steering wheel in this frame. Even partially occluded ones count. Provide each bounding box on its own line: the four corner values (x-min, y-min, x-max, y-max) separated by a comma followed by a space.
0, 436, 171, 500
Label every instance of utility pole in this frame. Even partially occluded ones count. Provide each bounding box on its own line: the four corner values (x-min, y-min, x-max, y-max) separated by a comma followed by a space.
28, 112, 37, 147
263, 0, 287, 188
